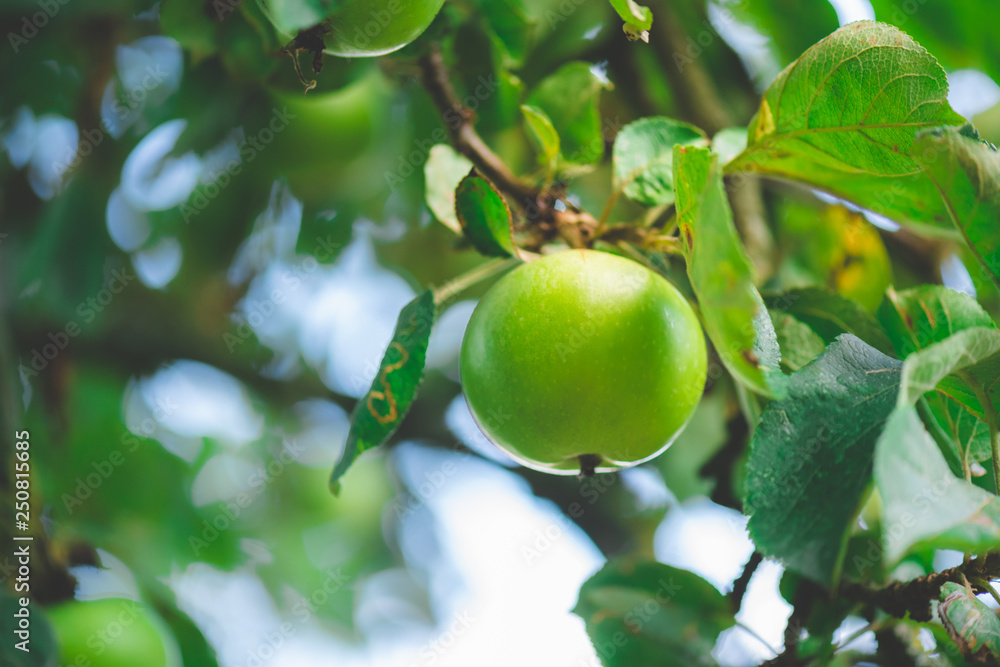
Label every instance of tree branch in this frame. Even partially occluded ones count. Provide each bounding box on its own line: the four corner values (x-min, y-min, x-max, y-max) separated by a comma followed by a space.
417, 45, 540, 205
842, 552, 1000, 622
699, 408, 750, 512
729, 551, 764, 612
417, 44, 600, 248
761, 581, 815, 667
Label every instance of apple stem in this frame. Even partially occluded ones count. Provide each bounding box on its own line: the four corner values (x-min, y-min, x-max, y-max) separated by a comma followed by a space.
578, 454, 601, 478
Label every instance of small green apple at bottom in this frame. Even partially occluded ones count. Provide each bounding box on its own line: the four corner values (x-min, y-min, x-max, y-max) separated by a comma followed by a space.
460, 249, 708, 476
46, 597, 181, 667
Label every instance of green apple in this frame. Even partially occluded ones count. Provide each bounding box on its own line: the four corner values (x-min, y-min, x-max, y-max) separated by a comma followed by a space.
263, 0, 446, 57
46, 598, 181, 667
323, 0, 446, 57
460, 250, 707, 475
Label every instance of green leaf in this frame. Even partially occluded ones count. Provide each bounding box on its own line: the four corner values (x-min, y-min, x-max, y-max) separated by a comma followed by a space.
925, 393, 993, 468
526, 62, 608, 169
454, 171, 520, 258
451, 21, 525, 133
894, 325, 1000, 463
890, 290, 997, 481
573, 559, 733, 667
330, 291, 436, 493
711, 127, 748, 167
875, 407, 1000, 565
913, 126, 1000, 290
472, 0, 531, 66
612, 117, 708, 206
878, 285, 997, 359
607, 0, 652, 41
744, 335, 902, 585
962, 353, 1000, 424
765, 287, 895, 355
898, 327, 1000, 406
424, 144, 474, 234
727, 21, 967, 235
939, 582, 1000, 663
770, 311, 826, 372
674, 145, 787, 399
520, 104, 560, 166
921, 620, 997, 667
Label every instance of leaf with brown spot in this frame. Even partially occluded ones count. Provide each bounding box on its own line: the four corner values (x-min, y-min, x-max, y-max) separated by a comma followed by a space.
330, 290, 436, 493
673, 145, 786, 399
939, 580, 1000, 661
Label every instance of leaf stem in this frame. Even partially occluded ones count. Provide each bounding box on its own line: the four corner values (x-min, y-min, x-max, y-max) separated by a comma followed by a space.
433, 258, 520, 308
734, 620, 779, 657
644, 235, 683, 255
597, 189, 623, 229
615, 241, 659, 273
972, 577, 1000, 607
834, 620, 883, 652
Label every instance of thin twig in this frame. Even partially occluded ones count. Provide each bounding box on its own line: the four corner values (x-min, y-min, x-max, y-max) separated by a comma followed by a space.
834, 620, 883, 652
733, 621, 779, 657
598, 188, 622, 228
417, 45, 540, 204
729, 551, 764, 613
417, 45, 601, 248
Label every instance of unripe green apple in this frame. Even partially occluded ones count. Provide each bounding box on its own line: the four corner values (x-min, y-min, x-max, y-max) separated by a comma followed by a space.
46, 598, 181, 667
263, 0, 446, 58
323, 0, 446, 57
460, 250, 707, 475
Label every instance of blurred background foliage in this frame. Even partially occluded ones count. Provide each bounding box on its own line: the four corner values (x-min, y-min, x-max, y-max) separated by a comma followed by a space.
2, 1, 1000, 665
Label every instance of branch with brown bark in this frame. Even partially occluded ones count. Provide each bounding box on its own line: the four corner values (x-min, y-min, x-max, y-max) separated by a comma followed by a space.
843, 552, 1000, 622
417, 45, 539, 205
417, 45, 598, 248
